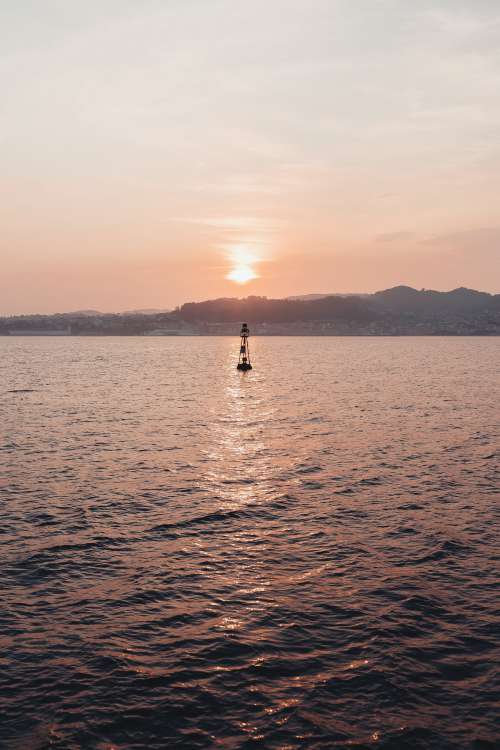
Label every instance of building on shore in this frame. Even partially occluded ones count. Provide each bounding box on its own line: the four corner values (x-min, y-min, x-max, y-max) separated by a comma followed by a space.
7, 328, 71, 336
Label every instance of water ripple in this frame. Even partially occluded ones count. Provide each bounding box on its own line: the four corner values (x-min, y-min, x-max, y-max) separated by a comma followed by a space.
0, 336, 499, 749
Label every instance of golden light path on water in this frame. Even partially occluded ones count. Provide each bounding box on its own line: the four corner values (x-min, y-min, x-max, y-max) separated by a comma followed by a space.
195, 348, 366, 732
200, 352, 282, 645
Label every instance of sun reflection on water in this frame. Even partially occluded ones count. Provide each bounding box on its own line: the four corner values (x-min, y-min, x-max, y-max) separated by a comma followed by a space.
203, 356, 276, 513
198, 350, 281, 638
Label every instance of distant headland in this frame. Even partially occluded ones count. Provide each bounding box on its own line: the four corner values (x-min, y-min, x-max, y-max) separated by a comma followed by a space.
1, 286, 499, 336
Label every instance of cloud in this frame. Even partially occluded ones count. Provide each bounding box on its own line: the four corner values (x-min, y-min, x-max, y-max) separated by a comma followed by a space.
423, 226, 500, 249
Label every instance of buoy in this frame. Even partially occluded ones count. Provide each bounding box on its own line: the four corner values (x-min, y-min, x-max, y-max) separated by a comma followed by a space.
237, 322, 253, 371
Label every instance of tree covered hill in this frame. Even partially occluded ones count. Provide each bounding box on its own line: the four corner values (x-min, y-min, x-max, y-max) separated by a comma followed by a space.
1, 287, 499, 335
178, 287, 500, 323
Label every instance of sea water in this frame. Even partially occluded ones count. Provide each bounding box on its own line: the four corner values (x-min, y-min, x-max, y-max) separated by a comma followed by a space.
1, 336, 499, 749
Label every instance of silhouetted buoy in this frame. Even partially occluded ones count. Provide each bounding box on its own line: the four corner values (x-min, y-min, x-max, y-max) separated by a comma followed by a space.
237, 322, 253, 371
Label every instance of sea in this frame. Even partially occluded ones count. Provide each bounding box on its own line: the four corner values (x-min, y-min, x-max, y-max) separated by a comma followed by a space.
1, 336, 499, 750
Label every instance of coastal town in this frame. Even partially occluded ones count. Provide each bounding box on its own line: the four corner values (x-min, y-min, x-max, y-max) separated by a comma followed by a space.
2, 287, 499, 337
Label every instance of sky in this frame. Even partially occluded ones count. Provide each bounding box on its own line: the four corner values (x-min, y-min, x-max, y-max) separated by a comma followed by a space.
2, 0, 500, 314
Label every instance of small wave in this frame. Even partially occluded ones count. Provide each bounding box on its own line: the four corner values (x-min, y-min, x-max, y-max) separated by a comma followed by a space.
295, 464, 323, 475
148, 506, 262, 536
7, 388, 38, 394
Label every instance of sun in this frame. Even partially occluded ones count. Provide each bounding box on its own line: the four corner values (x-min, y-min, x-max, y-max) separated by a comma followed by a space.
226, 265, 258, 284
225, 244, 260, 284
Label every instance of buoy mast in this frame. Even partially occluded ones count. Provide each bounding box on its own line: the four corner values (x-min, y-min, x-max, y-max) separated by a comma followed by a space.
237, 322, 252, 371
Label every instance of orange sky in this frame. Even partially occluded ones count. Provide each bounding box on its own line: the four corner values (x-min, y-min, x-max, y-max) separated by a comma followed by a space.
2, 1, 499, 313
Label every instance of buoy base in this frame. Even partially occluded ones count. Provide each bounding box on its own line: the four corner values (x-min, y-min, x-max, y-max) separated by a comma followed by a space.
237, 363, 253, 371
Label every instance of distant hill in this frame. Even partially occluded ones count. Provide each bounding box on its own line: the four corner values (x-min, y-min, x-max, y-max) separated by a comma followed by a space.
372, 286, 500, 314
179, 294, 374, 323
287, 294, 332, 301
287, 293, 370, 301
121, 308, 173, 315
179, 287, 500, 322
70, 309, 102, 316
1, 287, 499, 335
175, 287, 499, 335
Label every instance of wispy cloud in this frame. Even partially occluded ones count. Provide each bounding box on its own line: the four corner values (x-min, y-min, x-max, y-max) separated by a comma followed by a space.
423, 227, 500, 248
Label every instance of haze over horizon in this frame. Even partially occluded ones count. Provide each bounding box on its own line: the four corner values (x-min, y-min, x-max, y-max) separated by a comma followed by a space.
2, 1, 500, 314
3, 284, 500, 319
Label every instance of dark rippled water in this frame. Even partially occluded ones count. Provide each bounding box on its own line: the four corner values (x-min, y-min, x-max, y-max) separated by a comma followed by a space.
1, 337, 499, 750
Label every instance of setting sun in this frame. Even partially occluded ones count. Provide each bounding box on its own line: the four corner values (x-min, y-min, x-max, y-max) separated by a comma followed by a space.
225, 244, 260, 285
226, 265, 258, 284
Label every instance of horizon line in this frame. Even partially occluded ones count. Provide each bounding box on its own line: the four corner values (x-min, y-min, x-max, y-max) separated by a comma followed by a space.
2, 284, 499, 318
